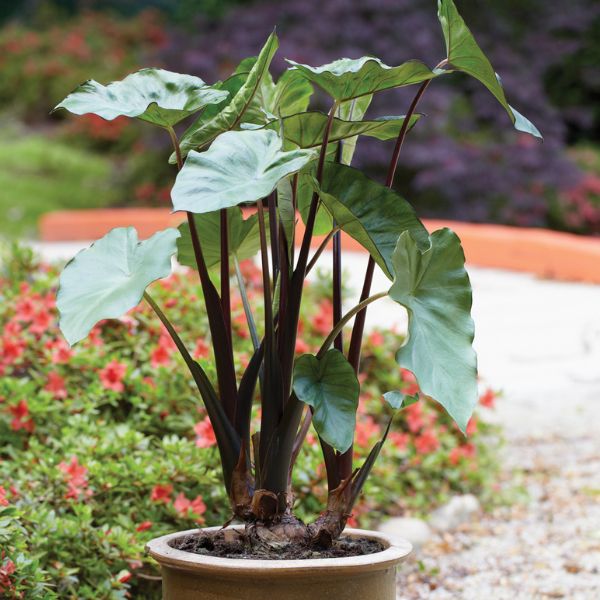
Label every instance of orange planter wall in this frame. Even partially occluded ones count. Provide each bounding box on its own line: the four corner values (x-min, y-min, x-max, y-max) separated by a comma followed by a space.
39, 208, 600, 284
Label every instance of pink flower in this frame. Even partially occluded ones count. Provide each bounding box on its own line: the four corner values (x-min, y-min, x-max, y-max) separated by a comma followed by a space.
388, 431, 409, 451
15, 297, 36, 321
29, 309, 52, 335
45, 371, 67, 399
368, 331, 384, 346
99, 360, 127, 392
50, 339, 73, 364
400, 369, 420, 396
449, 443, 476, 465
150, 484, 173, 503
295, 339, 310, 354
0, 558, 16, 594
405, 403, 423, 433
313, 300, 333, 335
150, 343, 171, 368
193, 339, 210, 360
58, 456, 90, 499
414, 430, 440, 454
117, 570, 132, 583
466, 416, 478, 436
355, 416, 381, 448
0, 487, 8, 507
174, 493, 206, 522
194, 417, 217, 448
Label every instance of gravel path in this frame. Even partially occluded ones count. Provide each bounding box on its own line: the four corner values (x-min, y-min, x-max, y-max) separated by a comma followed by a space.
397, 434, 600, 599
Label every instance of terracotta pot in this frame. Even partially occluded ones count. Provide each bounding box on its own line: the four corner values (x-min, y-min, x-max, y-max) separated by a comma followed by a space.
146, 526, 412, 600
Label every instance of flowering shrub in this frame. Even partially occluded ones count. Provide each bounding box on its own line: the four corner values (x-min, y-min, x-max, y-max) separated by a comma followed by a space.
0, 246, 500, 598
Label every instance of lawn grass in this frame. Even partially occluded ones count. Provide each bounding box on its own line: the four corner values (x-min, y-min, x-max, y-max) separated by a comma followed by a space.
0, 133, 117, 239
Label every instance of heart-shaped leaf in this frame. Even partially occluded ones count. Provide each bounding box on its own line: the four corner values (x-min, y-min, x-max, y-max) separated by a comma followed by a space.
279, 112, 420, 150
314, 163, 430, 279
53, 68, 229, 128
293, 350, 360, 453
285, 56, 437, 102
383, 391, 418, 410
437, 0, 541, 138
57, 227, 180, 345
388, 228, 478, 432
177, 207, 265, 269
171, 129, 317, 214
178, 32, 279, 156
336, 94, 372, 165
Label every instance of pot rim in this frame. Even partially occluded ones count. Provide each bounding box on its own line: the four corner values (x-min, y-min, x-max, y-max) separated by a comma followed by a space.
146, 526, 412, 577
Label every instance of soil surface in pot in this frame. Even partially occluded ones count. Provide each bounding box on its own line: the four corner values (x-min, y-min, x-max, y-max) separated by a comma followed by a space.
169, 528, 384, 560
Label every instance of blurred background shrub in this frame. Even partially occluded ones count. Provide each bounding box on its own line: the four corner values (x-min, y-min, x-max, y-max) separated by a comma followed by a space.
1, 0, 599, 237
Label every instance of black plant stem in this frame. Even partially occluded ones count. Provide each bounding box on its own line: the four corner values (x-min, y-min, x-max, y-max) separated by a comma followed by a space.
347, 79, 432, 372
332, 142, 344, 352
220, 209, 231, 342
268, 191, 279, 281
167, 126, 238, 424
279, 101, 338, 399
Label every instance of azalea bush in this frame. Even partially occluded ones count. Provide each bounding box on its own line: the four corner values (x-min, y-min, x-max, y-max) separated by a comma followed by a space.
0, 244, 500, 598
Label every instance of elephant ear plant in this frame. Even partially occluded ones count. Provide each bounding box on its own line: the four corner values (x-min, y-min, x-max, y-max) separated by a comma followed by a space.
54, 0, 540, 551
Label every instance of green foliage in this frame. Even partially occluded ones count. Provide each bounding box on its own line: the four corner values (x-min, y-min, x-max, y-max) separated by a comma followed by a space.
285, 57, 437, 102
178, 32, 279, 156
0, 133, 116, 238
293, 350, 360, 452
171, 129, 316, 213
389, 229, 478, 432
54, 69, 229, 127
57, 227, 180, 345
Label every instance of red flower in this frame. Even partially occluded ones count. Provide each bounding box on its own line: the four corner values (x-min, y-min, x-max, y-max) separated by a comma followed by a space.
58, 456, 90, 499
15, 297, 36, 321
99, 360, 127, 392
29, 309, 52, 335
0, 487, 8, 507
150, 343, 171, 369
368, 331, 384, 346
405, 402, 423, 433
45, 371, 67, 399
313, 300, 333, 335
174, 493, 206, 522
135, 521, 153, 532
479, 388, 496, 409
414, 430, 440, 454
50, 339, 73, 364
150, 484, 173, 503
295, 339, 310, 354
1, 336, 25, 366
193, 339, 210, 360
466, 416, 478, 436
449, 443, 476, 465
355, 416, 381, 448
9, 400, 34, 433
117, 570, 132, 584
0, 558, 15, 594
388, 431, 409, 451
194, 417, 217, 448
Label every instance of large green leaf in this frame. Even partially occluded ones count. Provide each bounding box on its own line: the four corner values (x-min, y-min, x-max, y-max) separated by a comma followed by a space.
171, 129, 316, 214
247, 68, 314, 123
177, 206, 264, 269
388, 228, 478, 432
57, 227, 179, 345
336, 94, 373, 165
279, 111, 420, 149
315, 162, 429, 279
53, 69, 228, 128
437, 0, 541, 138
296, 171, 333, 236
285, 56, 437, 102
178, 32, 279, 156
293, 350, 360, 453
